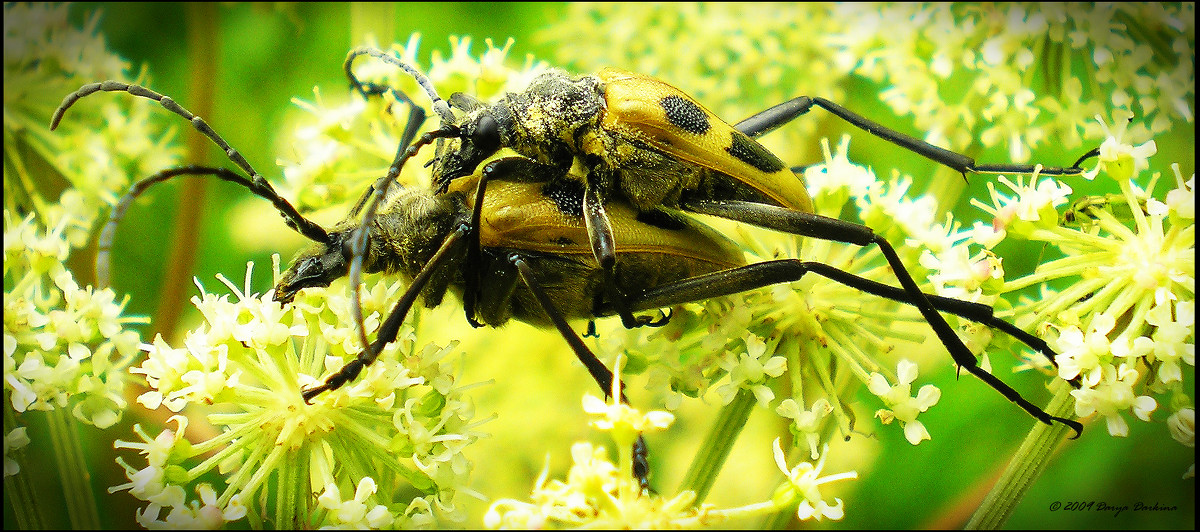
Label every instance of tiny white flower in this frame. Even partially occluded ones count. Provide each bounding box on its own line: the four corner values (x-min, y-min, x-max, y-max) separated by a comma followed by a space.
1071, 364, 1158, 437
776, 398, 833, 459
1081, 114, 1158, 181
771, 440, 857, 521
869, 360, 941, 444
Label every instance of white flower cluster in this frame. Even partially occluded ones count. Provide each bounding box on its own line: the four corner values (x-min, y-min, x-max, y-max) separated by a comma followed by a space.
111, 260, 484, 527
4, 212, 144, 443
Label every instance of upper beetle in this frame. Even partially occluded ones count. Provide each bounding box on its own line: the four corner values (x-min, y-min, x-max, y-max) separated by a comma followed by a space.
429, 67, 814, 214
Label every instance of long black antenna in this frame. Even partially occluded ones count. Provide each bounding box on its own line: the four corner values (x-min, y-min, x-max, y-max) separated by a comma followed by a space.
51, 81, 330, 245
344, 47, 455, 125
341, 47, 464, 351
94, 165, 323, 287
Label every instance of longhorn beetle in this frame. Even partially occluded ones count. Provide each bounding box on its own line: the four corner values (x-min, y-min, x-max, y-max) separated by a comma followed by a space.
58, 82, 1085, 487
51, 52, 1091, 483
337, 47, 1095, 434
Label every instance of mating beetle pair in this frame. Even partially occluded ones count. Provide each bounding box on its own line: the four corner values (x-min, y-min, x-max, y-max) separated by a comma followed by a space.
53, 45, 1097, 487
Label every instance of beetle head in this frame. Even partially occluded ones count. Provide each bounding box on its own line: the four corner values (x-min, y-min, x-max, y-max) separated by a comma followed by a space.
274, 229, 352, 304
432, 102, 512, 189
273, 188, 461, 304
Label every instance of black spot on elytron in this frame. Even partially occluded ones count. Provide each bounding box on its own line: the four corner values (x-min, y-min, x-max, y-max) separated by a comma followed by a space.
541, 179, 585, 217
550, 236, 577, 246
661, 95, 710, 135
635, 208, 687, 231
726, 131, 786, 173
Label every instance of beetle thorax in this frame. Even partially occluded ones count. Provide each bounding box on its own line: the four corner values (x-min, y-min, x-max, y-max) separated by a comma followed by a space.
504, 70, 606, 167
371, 190, 462, 277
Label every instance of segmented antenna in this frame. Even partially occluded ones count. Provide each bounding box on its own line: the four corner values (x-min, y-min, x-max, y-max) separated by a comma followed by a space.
345, 126, 461, 351
50, 81, 331, 248
344, 78, 429, 219
341, 47, 464, 352
95, 165, 323, 287
344, 47, 455, 125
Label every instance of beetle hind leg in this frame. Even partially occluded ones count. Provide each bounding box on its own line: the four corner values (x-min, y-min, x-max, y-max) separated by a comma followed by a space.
735, 96, 1099, 176
680, 198, 1084, 437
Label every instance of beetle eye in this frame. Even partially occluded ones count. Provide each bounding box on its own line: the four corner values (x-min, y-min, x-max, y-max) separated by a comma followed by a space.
473, 115, 501, 154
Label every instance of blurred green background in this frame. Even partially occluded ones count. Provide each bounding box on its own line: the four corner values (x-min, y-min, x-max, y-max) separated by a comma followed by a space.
6, 3, 1193, 529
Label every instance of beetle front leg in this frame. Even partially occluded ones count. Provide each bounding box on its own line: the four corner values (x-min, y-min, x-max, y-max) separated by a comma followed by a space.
582, 178, 670, 330
681, 198, 1084, 437
345, 85, 428, 219
301, 223, 471, 402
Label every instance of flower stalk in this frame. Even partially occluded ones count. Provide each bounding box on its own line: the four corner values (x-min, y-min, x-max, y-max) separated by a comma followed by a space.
967, 379, 1078, 529
46, 408, 102, 529
677, 387, 756, 503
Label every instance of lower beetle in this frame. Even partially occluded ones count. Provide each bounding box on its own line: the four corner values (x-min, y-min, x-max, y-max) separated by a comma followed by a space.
77, 144, 1081, 487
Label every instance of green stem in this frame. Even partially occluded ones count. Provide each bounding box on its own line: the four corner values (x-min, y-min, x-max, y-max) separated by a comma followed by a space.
965, 379, 1076, 529
677, 388, 756, 504
761, 503, 795, 529
275, 449, 308, 529
46, 408, 101, 529
152, 3, 217, 342
3, 405, 43, 529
